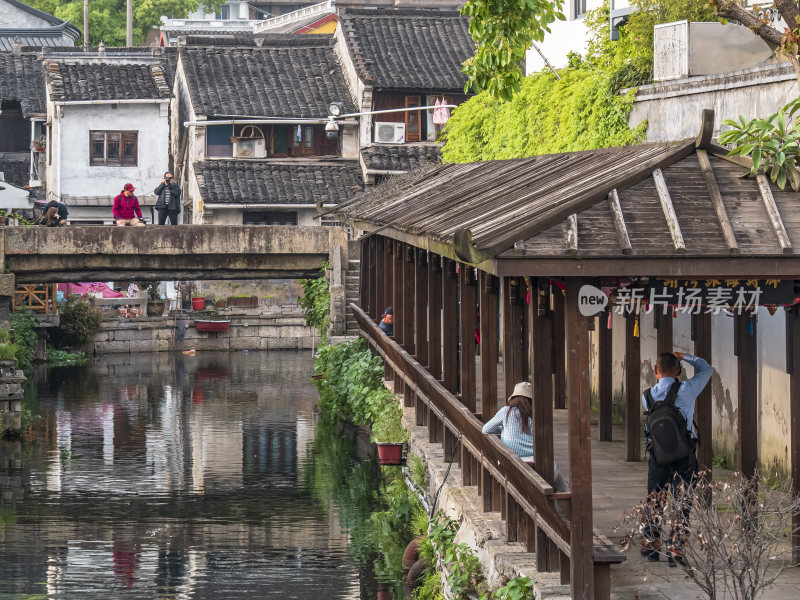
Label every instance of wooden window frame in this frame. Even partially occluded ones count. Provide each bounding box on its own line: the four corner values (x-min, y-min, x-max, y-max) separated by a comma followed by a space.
90, 130, 138, 166
405, 95, 422, 143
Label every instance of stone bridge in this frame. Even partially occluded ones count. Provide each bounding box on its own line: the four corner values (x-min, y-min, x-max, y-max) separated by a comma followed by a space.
0, 225, 353, 333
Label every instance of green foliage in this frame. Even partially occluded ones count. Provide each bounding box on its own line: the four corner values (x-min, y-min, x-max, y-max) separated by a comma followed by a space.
138, 281, 161, 300
10, 310, 36, 373
486, 577, 535, 600
0, 342, 21, 362
24, 0, 225, 47
712, 453, 730, 470
719, 97, 800, 191
56, 294, 102, 347
0, 209, 36, 227
461, 0, 566, 100
314, 338, 394, 428
371, 402, 409, 443
415, 570, 445, 600
299, 262, 330, 337
46, 348, 88, 366
443, 0, 716, 162
409, 453, 428, 491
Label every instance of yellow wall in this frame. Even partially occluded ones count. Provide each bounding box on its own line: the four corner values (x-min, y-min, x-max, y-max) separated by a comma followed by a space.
305, 21, 337, 34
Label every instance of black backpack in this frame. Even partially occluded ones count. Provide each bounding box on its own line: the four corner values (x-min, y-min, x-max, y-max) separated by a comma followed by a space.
644, 380, 694, 466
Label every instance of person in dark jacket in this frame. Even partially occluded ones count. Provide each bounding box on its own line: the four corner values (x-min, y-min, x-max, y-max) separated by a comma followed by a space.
40, 200, 68, 226
113, 183, 144, 226
154, 171, 181, 225
378, 306, 393, 336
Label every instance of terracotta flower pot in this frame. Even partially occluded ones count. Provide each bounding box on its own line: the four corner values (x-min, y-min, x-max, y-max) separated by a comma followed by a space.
376, 442, 404, 465
191, 297, 205, 311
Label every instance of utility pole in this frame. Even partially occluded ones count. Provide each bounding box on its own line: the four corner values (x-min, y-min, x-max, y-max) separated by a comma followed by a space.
126, 0, 133, 47
83, 0, 89, 51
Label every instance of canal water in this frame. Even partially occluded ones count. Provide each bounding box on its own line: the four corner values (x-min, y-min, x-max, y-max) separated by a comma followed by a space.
0, 351, 387, 599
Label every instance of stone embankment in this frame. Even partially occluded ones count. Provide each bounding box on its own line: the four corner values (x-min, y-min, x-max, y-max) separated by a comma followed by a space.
401, 403, 570, 600
92, 307, 321, 353
0, 360, 25, 433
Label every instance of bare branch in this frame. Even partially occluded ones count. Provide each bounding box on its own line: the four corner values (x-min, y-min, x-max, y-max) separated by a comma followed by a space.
712, 1, 784, 47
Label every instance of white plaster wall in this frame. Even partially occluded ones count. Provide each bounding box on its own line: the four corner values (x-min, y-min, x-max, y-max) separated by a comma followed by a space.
629, 63, 796, 143
340, 125, 360, 160
757, 307, 791, 476
711, 312, 737, 464
57, 103, 169, 200
0, 182, 30, 210
639, 310, 657, 392
611, 310, 626, 417
526, 1, 628, 73
0, 2, 54, 27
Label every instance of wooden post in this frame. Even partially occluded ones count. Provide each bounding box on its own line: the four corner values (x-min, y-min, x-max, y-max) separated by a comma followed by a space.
565, 278, 595, 600
415, 248, 429, 367
552, 288, 566, 409
655, 310, 673, 354
502, 277, 524, 401
529, 278, 554, 485
692, 312, 713, 473
428, 254, 443, 380
373, 236, 384, 320
480, 272, 499, 419
735, 313, 758, 478
625, 313, 641, 462
598, 310, 613, 441
787, 305, 800, 562
459, 265, 477, 414
442, 259, 459, 393
403, 245, 415, 355
384, 238, 393, 325
393, 241, 403, 343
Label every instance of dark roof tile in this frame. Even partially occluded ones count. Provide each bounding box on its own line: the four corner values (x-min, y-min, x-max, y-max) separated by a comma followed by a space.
46, 61, 172, 102
362, 144, 441, 172
339, 9, 473, 92
0, 51, 46, 115
194, 160, 363, 205
180, 41, 354, 118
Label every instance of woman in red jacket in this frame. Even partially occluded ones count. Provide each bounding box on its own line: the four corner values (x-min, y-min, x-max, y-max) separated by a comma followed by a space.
113, 183, 145, 226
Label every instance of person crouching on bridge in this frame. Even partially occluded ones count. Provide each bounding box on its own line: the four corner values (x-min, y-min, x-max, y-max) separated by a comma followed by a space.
482, 381, 567, 492
113, 183, 145, 226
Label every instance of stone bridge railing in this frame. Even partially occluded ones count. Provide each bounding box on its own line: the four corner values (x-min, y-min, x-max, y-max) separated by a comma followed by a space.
0, 225, 350, 334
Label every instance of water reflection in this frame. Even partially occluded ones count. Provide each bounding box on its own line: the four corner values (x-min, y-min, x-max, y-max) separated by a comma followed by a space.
0, 351, 367, 599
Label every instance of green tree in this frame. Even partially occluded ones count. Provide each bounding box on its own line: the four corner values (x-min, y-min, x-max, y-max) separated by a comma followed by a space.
443, 0, 715, 162
22, 0, 224, 47
461, 0, 566, 101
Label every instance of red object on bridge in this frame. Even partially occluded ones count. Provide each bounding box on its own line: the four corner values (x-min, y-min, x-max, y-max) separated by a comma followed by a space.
194, 320, 230, 332
191, 297, 205, 310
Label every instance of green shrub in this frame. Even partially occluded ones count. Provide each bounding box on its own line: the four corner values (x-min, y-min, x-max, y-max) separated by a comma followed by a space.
371, 402, 409, 443
0, 342, 22, 362
10, 310, 36, 372
56, 294, 101, 347
299, 261, 330, 337
46, 348, 88, 366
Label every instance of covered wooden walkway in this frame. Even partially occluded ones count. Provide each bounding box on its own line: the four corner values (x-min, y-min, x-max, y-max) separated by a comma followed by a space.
337, 112, 800, 599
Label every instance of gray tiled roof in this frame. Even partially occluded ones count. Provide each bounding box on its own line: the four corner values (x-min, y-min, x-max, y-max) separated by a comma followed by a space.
46, 61, 172, 102
194, 160, 363, 205
0, 51, 46, 115
180, 38, 355, 118
339, 9, 473, 92
362, 144, 441, 172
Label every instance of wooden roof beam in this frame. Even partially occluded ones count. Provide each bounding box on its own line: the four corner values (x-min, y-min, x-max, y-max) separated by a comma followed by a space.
696, 149, 739, 255
608, 189, 632, 255
566, 213, 578, 256
756, 173, 793, 253
652, 168, 687, 254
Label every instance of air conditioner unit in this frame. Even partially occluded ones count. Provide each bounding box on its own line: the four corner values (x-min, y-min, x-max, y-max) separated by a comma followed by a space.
231, 138, 267, 158
374, 122, 405, 143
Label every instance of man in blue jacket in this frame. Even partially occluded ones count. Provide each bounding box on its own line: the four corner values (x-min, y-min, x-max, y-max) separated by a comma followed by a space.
640, 351, 713, 566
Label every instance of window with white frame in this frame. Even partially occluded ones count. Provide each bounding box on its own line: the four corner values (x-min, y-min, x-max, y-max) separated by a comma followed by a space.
574, 0, 587, 18
90, 131, 138, 166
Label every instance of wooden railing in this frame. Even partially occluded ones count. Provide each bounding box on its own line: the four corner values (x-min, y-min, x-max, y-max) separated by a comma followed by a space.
352, 304, 625, 599
12, 284, 58, 314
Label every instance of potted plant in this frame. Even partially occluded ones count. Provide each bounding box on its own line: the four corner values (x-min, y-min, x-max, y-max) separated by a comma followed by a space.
214, 296, 226, 309
371, 403, 409, 465
142, 281, 166, 317
191, 295, 205, 311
